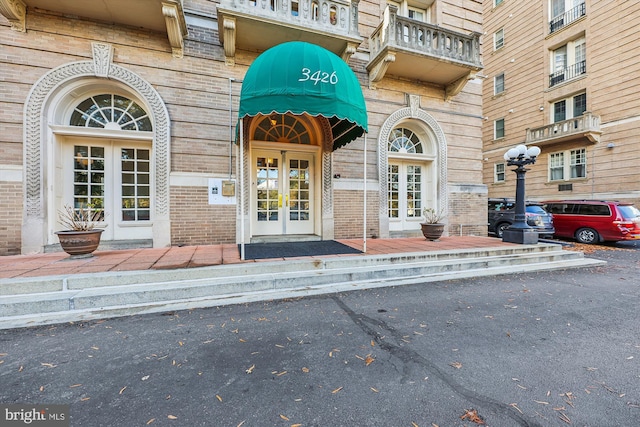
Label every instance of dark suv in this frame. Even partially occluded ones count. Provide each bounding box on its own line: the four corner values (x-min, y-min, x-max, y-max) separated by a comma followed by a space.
488, 198, 555, 238
543, 200, 640, 243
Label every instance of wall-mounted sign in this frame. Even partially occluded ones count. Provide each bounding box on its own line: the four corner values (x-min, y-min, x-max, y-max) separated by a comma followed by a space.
208, 178, 236, 205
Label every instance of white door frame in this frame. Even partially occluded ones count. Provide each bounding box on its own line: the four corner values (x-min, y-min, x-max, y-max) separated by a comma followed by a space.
249, 141, 321, 238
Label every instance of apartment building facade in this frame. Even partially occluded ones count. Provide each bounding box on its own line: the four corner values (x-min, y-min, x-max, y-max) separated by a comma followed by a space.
0, 0, 485, 256
483, 0, 640, 206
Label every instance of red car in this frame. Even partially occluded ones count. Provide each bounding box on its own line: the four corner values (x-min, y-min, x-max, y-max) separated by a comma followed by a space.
543, 200, 640, 244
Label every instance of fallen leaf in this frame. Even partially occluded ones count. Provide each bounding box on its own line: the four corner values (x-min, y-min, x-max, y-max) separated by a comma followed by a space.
365, 355, 375, 366
119, 386, 127, 395
41, 363, 57, 368
370, 387, 379, 393
460, 408, 485, 425
280, 414, 290, 421
216, 395, 222, 402
533, 400, 549, 405
80, 397, 90, 402
291, 424, 302, 427
331, 387, 343, 394
301, 367, 310, 373
246, 364, 255, 374
69, 384, 82, 388
449, 362, 463, 369
146, 419, 155, 425
168, 415, 178, 420
141, 375, 150, 381
412, 423, 419, 427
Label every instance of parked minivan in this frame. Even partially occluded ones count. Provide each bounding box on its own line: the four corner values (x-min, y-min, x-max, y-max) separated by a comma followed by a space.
488, 198, 555, 238
543, 200, 640, 244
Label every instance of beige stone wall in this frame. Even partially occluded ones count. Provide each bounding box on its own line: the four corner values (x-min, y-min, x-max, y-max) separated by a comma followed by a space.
482, 0, 640, 205
0, 0, 485, 254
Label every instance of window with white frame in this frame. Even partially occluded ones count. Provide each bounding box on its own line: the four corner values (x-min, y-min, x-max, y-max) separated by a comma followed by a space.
553, 92, 586, 122
389, 0, 433, 22
494, 118, 505, 139
570, 148, 586, 178
494, 73, 505, 95
494, 28, 504, 50
549, 148, 586, 181
495, 163, 506, 182
494, 0, 504, 7
550, 37, 586, 87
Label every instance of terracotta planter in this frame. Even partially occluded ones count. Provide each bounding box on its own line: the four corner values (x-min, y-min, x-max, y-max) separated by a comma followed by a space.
55, 229, 104, 256
420, 223, 444, 241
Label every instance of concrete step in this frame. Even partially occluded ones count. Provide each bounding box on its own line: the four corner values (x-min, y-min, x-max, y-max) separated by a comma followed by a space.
0, 244, 605, 329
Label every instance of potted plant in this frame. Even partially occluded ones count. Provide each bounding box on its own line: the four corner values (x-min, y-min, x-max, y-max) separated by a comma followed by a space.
55, 203, 105, 257
420, 207, 446, 241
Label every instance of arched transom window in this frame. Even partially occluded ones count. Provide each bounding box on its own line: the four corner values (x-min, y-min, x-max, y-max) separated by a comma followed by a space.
388, 127, 424, 154
70, 94, 153, 131
253, 114, 313, 144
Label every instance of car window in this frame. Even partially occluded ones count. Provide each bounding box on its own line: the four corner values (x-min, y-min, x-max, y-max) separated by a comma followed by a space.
526, 205, 547, 214
618, 205, 640, 220
577, 204, 610, 215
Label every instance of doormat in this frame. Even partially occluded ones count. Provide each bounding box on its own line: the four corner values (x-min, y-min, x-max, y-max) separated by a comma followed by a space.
240, 240, 361, 260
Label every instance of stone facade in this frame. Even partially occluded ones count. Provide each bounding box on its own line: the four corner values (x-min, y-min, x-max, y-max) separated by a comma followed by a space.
482, 0, 640, 205
0, 0, 485, 255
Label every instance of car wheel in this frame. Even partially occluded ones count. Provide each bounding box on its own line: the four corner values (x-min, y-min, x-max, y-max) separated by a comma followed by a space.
575, 227, 599, 244
496, 222, 510, 238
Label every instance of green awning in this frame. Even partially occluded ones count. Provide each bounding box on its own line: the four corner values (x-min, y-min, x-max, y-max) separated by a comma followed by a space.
239, 41, 367, 150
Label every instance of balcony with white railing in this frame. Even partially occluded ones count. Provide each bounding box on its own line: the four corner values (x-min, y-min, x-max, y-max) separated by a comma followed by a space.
525, 112, 602, 146
217, 0, 362, 65
366, 4, 482, 95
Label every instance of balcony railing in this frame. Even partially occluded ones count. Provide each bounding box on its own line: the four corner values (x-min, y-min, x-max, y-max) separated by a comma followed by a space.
219, 0, 359, 37
549, 60, 586, 87
549, 2, 586, 34
369, 6, 481, 69
217, 0, 361, 64
525, 112, 601, 146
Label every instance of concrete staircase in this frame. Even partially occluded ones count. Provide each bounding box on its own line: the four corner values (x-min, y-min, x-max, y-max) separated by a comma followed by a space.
0, 243, 604, 329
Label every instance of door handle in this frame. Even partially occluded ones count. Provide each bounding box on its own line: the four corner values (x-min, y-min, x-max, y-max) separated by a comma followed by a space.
278, 193, 282, 207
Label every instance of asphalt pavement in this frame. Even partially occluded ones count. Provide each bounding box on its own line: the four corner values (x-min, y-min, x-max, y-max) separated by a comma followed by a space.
1, 239, 639, 427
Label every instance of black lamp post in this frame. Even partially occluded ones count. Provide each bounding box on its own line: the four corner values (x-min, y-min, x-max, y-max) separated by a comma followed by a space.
502, 144, 541, 244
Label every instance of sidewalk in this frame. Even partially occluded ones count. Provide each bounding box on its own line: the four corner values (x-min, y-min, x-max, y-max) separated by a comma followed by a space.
0, 236, 513, 280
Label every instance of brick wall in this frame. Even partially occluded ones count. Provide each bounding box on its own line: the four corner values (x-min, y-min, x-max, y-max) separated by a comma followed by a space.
333, 190, 380, 239
0, 182, 22, 255
170, 186, 236, 246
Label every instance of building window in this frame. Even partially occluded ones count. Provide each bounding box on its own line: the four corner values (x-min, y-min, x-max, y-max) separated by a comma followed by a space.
390, 0, 431, 22
70, 94, 152, 131
494, 73, 505, 95
570, 148, 586, 178
549, 152, 564, 181
494, 0, 504, 6
495, 163, 506, 182
494, 28, 504, 50
549, 148, 586, 181
388, 128, 424, 153
550, 0, 586, 34
549, 37, 586, 87
494, 118, 505, 139
553, 92, 586, 122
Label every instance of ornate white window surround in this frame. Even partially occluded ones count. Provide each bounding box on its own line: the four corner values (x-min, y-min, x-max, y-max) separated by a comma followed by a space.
22, 42, 171, 254
377, 95, 448, 237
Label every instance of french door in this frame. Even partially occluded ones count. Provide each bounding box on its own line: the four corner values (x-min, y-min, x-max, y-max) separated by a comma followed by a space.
388, 160, 430, 231
58, 137, 153, 242
251, 148, 315, 236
